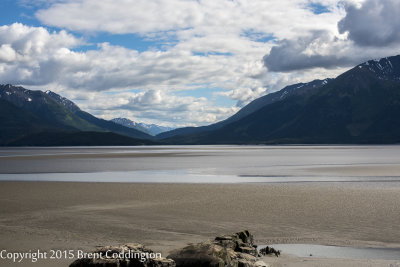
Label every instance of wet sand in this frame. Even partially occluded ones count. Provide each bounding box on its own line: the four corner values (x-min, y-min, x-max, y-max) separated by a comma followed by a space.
0, 181, 399, 266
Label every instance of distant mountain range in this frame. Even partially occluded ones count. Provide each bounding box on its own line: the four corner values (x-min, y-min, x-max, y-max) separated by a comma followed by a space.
158, 55, 400, 144
1, 55, 400, 145
111, 118, 174, 136
0, 85, 154, 145
157, 78, 332, 139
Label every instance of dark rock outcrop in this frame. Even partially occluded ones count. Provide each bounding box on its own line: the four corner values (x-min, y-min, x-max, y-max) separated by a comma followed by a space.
259, 246, 280, 257
167, 230, 269, 267
68, 231, 274, 267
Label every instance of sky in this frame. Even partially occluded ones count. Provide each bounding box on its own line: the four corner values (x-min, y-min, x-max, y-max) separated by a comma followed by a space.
1, 0, 400, 127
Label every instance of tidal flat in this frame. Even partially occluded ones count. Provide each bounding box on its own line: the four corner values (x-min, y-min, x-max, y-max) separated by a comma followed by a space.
0, 145, 399, 266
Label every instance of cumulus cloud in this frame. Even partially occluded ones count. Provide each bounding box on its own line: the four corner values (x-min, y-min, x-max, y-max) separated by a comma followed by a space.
29, 0, 346, 124
0, 23, 265, 92
35, 0, 342, 40
4, 0, 400, 126
36, 0, 200, 34
216, 87, 267, 107
0, 23, 251, 126
73, 89, 238, 126
263, 31, 357, 72
0, 23, 83, 85
0, 23, 81, 56
120, 90, 233, 125
0, 44, 16, 62
338, 0, 400, 47
264, 0, 400, 72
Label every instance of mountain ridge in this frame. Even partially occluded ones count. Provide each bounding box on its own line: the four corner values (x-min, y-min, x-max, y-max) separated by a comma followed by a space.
2, 55, 400, 145
161, 55, 400, 144
156, 78, 332, 139
0, 84, 153, 145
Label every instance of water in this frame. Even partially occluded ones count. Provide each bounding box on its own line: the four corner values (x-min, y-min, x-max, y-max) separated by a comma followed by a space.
259, 244, 400, 260
1, 170, 400, 183
1, 145, 400, 184
1, 145, 400, 261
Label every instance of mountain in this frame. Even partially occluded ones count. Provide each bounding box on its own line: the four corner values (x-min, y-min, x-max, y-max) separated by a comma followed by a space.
3, 55, 400, 145
138, 122, 174, 136
0, 85, 153, 145
0, 98, 58, 144
111, 117, 174, 136
156, 78, 332, 139
44, 90, 81, 112
0, 84, 100, 132
44, 90, 153, 140
162, 55, 400, 144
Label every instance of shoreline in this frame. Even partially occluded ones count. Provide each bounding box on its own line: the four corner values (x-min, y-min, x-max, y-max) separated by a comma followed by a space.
0, 181, 399, 266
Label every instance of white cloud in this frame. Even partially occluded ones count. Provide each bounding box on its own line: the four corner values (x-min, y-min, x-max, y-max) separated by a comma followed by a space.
70, 89, 239, 126
2, 0, 400, 127
263, 0, 400, 72
0, 23, 81, 57
36, 0, 200, 34
216, 87, 267, 107
0, 44, 16, 62
0, 23, 83, 84
264, 31, 357, 72
29, 0, 352, 109
36, 0, 343, 41
0, 23, 249, 126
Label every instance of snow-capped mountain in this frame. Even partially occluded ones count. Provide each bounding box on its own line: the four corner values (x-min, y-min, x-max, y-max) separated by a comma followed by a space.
356, 56, 400, 81
0, 84, 153, 145
157, 78, 333, 139
0, 85, 81, 113
111, 118, 174, 136
160, 54, 400, 144
45, 90, 81, 112
138, 123, 174, 136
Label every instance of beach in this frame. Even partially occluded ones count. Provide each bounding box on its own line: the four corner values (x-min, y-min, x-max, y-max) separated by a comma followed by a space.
0, 181, 399, 266
0, 146, 400, 266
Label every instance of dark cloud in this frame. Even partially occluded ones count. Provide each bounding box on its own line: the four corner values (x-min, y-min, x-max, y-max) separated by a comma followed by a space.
338, 0, 400, 47
263, 31, 353, 72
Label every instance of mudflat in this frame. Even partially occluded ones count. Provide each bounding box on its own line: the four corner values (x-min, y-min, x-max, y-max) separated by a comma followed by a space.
0, 181, 399, 266
1, 146, 400, 266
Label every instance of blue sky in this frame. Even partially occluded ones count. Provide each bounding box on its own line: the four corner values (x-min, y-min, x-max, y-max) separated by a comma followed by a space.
0, 0, 399, 126
0, 1, 166, 52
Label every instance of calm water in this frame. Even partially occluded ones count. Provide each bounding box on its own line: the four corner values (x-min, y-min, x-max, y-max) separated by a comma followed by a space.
1, 145, 400, 184
259, 244, 400, 260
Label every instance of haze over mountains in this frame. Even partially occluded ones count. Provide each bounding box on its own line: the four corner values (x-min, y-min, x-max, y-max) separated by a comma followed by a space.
111, 118, 174, 136
1, 55, 400, 145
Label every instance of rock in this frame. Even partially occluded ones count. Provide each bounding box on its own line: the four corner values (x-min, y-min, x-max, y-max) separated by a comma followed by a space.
254, 261, 269, 267
167, 230, 268, 267
69, 243, 175, 267
68, 231, 272, 267
236, 230, 253, 245
259, 246, 280, 257
215, 235, 233, 241
236, 246, 256, 255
